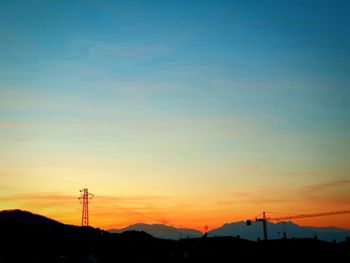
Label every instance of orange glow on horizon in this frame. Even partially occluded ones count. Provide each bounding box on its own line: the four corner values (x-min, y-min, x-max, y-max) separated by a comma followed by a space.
1, 192, 349, 232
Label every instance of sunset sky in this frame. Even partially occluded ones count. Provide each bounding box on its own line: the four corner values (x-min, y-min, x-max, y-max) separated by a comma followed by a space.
0, 0, 350, 231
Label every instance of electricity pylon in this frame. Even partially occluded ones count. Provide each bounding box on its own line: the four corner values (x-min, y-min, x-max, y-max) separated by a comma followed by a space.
78, 188, 94, 226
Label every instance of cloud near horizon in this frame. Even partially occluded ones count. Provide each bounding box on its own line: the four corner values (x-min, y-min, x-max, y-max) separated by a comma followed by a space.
1, 180, 349, 230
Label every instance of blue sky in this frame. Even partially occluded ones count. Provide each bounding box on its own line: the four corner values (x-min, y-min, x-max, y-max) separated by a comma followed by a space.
0, 0, 350, 229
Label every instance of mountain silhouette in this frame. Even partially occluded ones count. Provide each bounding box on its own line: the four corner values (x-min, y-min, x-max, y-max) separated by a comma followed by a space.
109, 223, 202, 240
1, 209, 349, 262
109, 220, 350, 242
208, 221, 350, 242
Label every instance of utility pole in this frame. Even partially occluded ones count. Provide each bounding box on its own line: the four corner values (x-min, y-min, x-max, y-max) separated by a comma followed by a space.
78, 188, 94, 227
262, 212, 267, 241
255, 211, 268, 240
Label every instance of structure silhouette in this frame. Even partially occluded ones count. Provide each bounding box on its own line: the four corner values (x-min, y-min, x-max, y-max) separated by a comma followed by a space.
78, 188, 94, 226
247, 210, 350, 241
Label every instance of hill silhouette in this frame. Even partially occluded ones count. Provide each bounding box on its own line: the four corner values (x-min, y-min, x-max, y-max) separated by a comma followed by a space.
0, 209, 62, 225
109, 223, 202, 240
1, 209, 349, 262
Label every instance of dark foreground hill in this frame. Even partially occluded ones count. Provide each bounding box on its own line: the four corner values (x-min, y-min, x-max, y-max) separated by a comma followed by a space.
0, 210, 349, 263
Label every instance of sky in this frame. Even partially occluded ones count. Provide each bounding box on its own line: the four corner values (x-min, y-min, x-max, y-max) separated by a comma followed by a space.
0, 0, 350, 231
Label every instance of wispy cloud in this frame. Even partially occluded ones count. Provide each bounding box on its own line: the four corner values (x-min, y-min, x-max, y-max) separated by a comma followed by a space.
0, 192, 172, 227
0, 192, 168, 207
0, 136, 34, 144
216, 179, 350, 210
79, 41, 171, 60
305, 179, 350, 189
299, 179, 350, 205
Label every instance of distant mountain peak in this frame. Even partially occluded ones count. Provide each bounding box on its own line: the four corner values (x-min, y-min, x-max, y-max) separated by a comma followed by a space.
109, 223, 203, 240
208, 220, 350, 242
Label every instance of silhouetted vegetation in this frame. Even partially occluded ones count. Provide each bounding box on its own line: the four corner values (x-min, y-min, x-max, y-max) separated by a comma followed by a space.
0, 210, 349, 262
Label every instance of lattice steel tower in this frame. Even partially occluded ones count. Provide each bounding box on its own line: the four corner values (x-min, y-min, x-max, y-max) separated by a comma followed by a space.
79, 188, 94, 226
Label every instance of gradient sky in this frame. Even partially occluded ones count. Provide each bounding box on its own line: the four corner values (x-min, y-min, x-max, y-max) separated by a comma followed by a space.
0, 0, 350, 231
